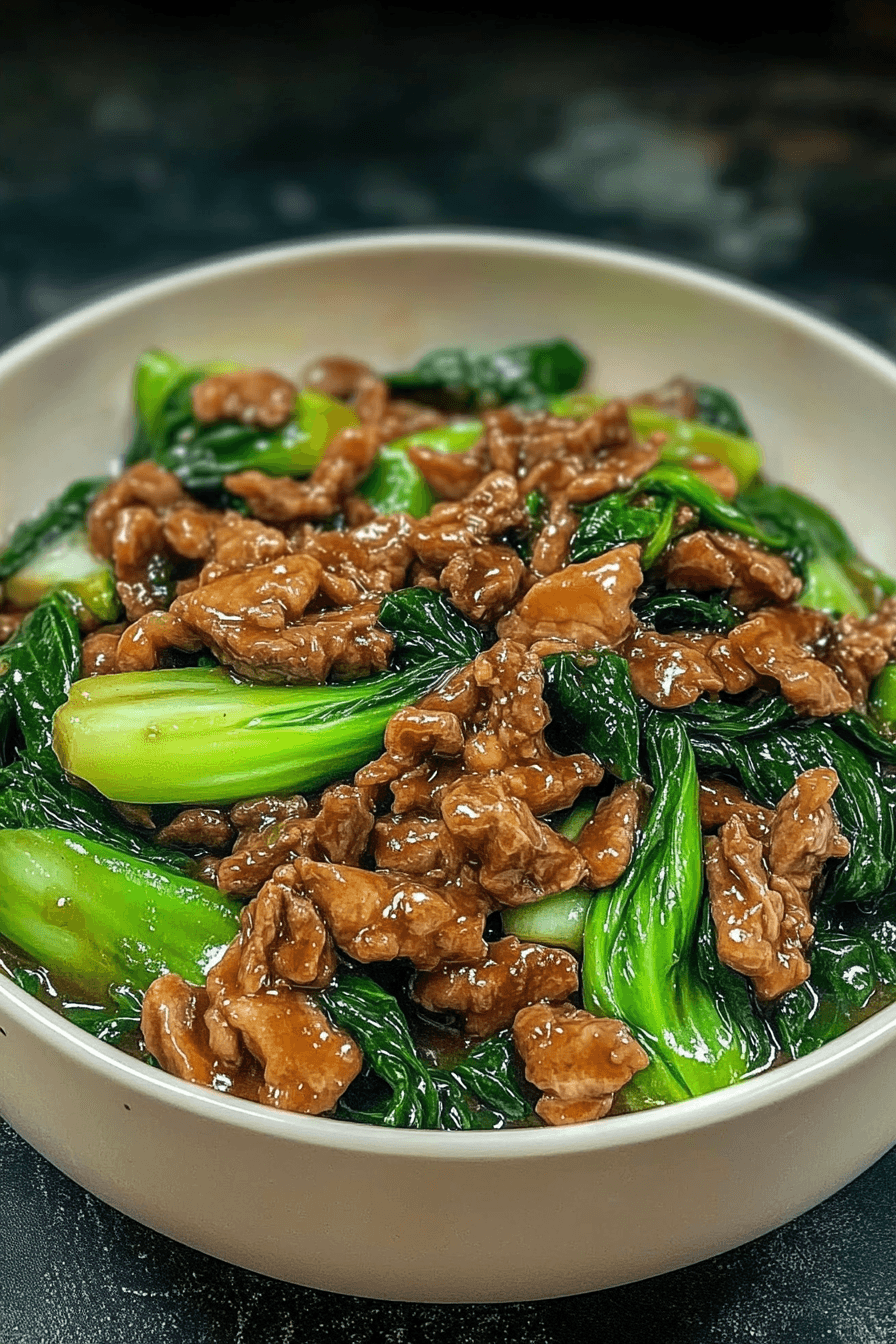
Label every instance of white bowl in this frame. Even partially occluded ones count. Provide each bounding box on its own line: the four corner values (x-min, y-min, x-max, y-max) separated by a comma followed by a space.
2, 230, 896, 1304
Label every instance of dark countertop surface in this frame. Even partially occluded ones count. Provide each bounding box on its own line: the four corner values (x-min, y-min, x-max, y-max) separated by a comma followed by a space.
2, 6, 896, 1339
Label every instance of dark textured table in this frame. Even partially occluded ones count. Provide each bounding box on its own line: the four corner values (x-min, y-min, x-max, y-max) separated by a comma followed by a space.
3, 6, 896, 1339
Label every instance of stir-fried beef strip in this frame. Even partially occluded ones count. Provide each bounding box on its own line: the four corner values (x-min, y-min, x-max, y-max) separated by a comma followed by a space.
576, 782, 645, 888
497, 546, 643, 654
191, 369, 298, 429
47, 358, 877, 1126
513, 1002, 650, 1126
412, 936, 579, 1038
705, 768, 849, 1000
663, 530, 802, 611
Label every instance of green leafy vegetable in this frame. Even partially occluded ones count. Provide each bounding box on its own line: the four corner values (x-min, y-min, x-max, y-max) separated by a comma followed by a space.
0, 590, 190, 866
0, 827, 239, 1004
446, 1031, 530, 1123
0, 591, 81, 761
742, 481, 895, 617
869, 665, 896, 735
570, 463, 783, 570
635, 590, 740, 634
0, 757, 192, 870
693, 384, 753, 438
386, 339, 587, 412
543, 650, 641, 780
569, 493, 670, 566
11, 973, 146, 1048
502, 888, 592, 955
774, 899, 896, 1059
380, 586, 484, 668
323, 970, 530, 1129
53, 663, 451, 806
4, 528, 119, 624
0, 478, 109, 582
634, 464, 787, 550
673, 693, 796, 739
583, 714, 773, 1107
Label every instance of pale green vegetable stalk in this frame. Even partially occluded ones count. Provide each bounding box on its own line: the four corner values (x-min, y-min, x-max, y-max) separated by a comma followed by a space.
4, 528, 119, 623
0, 827, 239, 1002
53, 664, 447, 805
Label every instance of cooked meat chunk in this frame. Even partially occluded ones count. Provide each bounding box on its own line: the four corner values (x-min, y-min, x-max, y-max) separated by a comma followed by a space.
706, 817, 810, 1002
162, 508, 290, 585
225, 425, 379, 523
358, 708, 465, 789
729, 607, 852, 716
387, 761, 466, 814
110, 505, 173, 621
406, 444, 485, 500
217, 815, 315, 895
140, 973, 262, 1100
476, 401, 657, 505
706, 768, 849, 1000
441, 776, 588, 905
664, 530, 801, 611
412, 472, 526, 568
698, 633, 759, 695
513, 1002, 649, 1126
500, 757, 604, 815
231, 867, 337, 993
682, 456, 739, 500
559, 440, 660, 506
372, 813, 466, 882
628, 375, 698, 419
359, 638, 601, 820
576, 782, 643, 887
415, 662, 482, 721
143, 930, 359, 1115
191, 368, 297, 429
295, 513, 415, 604
698, 779, 774, 840
439, 543, 525, 622
295, 857, 488, 968
157, 807, 235, 852
301, 354, 373, 400
80, 627, 124, 676
230, 793, 309, 833
0, 611, 25, 643
314, 784, 374, 865
624, 628, 722, 708
465, 639, 551, 766
168, 555, 392, 682
497, 546, 642, 654
825, 601, 896, 708
222, 986, 362, 1114
768, 767, 851, 900
529, 499, 579, 580
414, 936, 579, 1037
115, 610, 201, 672
87, 462, 188, 558
384, 404, 447, 443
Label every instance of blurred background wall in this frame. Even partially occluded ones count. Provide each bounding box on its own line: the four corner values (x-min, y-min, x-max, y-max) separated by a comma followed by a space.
1, 0, 895, 349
